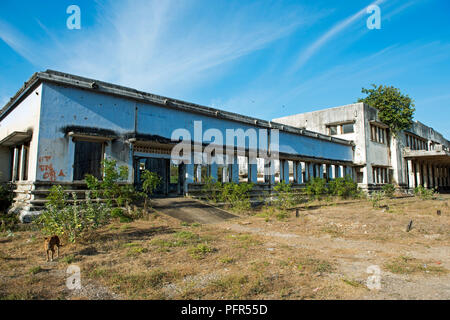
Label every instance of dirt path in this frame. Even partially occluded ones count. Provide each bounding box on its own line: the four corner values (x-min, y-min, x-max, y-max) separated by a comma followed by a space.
152, 197, 237, 224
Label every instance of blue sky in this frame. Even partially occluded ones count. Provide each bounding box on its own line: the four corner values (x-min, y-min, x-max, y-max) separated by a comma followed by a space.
0, 0, 449, 137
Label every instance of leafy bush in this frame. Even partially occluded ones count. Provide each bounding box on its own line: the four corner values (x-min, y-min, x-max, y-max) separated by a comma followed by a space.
305, 178, 328, 199
370, 191, 384, 208
273, 181, 296, 209
201, 176, 223, 203
85, 158, 138, 207
328, 175, 361, 199
414, 185, 435, 200
0, 183, 13, 213
381, 184, 396, 198
220, 182, 254, 211
35, 186, 111, 242
140, 170, 161, 196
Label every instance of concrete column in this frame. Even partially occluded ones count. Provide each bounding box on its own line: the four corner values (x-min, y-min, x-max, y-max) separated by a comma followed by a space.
428, 164, 434, 188
434, 165, 438, 188
331, 165, 336, 179
423, 164, 429, 188
436, 166, 442, 187
338, 165, 344, 178
196, 165, 202, 183
296, 161, 303, 184
249, 159, 258, 183
304, 162, 310, 182
221, 167, 228, 182
416, 162, 422, 186
210, 161, 218, 181
282, 160, 290, 183
19, 144, 26, 181
264, 158, 274, 184
12, 147, 19, 182
407, 160, 416, 189
186, 163, 195, 184
318, 164, 324, 179
308, 163, 315, 179
232, 156, 239, 183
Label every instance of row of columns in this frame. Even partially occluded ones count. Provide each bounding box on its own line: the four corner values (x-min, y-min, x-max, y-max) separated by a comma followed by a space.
11, 144, 28, 182
185, 155, 353, 185
407, 159, 450, 189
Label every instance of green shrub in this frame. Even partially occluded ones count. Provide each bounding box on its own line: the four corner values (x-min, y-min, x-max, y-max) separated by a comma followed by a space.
35, 186, 111, 242
273, 181, 296, 209
305, 178, 328, 199
202, 176, 223, 202
85, 158, 140, 207
382, 184, 396, 198
140, 170, 161, 196
0, 183, 13, 213
220, 182, 253, 211
370, 191, 384, 208
188, 244, 215, 259
328, 175, 361, 199
414, 185, 436, 200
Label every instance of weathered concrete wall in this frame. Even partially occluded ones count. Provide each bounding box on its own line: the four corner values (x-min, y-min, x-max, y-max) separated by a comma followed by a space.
273, 103, 363, 164
36, 82, 353, 184
0, 84, 43, 182
362, 104, 391, 184
38, 83, 135, 182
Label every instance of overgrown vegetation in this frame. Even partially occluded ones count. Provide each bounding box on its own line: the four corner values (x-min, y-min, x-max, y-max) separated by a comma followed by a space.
35, 159, 161, 242
305, 176, 360, 200
202, 178, 254, 211
0, 182, 13, 213
35, 186, 111, 242
358, 84, 415, 135
414, 185, 436, 200
381, 184, 396, 198
328, 176, 361, 199
273, 181, 297, 209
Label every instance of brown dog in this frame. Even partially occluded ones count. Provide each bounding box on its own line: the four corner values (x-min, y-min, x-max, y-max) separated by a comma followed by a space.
44, 235, 62, 262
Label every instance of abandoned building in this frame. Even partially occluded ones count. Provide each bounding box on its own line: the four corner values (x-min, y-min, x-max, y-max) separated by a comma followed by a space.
0, 70, 449, 221
0, 70, 356, 221
273, 103, 450, 191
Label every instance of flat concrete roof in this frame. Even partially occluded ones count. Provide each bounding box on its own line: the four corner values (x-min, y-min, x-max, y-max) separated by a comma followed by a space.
0, 70, 354, 147
403, 149, 450, 165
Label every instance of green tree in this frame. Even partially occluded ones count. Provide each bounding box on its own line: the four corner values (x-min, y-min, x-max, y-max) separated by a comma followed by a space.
358, 84, 415, 135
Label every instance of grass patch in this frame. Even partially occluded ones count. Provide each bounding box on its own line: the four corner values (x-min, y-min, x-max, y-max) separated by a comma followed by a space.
227, 234, 261, 248
296, 258, 334, 274
61, 254, 79, 264
188, 244, 215, 259
385, 256, 447, 275
321, 225, 344, 238
342, 278, 366, 288
107, 269, 180, 297
127, 246, 149, 256
219, 256, 234, 264
28, 266, 43, 275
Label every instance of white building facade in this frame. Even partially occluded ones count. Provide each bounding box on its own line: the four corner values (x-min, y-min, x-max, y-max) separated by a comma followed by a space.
273, 103, 450, 191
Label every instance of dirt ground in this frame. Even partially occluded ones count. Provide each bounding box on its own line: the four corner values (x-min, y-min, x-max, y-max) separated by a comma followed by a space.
0, 195, 449, 300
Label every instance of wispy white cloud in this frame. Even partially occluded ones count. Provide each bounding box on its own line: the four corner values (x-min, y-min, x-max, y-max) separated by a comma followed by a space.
0, 0, 318, 96
291, 0, 386, 73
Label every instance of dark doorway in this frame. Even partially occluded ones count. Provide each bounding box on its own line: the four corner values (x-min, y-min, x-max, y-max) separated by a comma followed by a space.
73, 141, 103, 180
134, 157, 185, 196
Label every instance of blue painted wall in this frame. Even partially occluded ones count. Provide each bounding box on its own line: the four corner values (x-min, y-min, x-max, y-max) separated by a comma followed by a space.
37, 82, 353, 183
